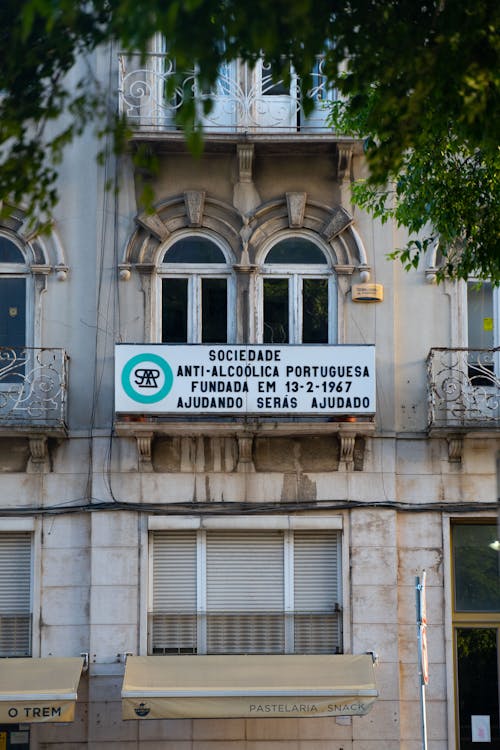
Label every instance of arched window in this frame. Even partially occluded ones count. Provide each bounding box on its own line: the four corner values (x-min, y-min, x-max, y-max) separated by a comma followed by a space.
259, 236, 336, 344
159, 235, 234, 343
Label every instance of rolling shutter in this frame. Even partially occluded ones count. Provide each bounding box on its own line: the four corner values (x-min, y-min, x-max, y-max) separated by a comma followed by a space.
293, 530, 341, 653
206, 531, 284, 653
151, 531, 197, 653
0, 533, 32, 657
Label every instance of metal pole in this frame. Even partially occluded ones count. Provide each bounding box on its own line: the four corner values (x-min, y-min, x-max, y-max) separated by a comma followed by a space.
416, 575, 428, 750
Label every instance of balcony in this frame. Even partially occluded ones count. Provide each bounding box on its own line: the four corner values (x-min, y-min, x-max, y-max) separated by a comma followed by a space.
118, 54, 337, 135
0, 347, 68, 435
427, 347, 500, 434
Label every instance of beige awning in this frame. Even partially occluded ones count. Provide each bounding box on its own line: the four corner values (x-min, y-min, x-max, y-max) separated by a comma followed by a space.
122, 654, 378, 720
0, 657, 84, 723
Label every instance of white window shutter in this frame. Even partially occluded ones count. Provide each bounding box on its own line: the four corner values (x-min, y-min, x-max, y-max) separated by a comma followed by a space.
206, 531, 285, 653
293, 530, 341, 653
0, 532, 32, 656
151, 531, 197, 653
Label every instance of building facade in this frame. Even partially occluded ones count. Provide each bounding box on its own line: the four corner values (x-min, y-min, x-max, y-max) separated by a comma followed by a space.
0, 44, 499, 750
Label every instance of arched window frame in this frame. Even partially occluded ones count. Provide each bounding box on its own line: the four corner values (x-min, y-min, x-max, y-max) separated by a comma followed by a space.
155, 230, 236, 343
255, 232, 338, 345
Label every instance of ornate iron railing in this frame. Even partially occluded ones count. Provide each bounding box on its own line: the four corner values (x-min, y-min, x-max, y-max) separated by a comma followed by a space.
428, 348, 500, 429
118, 54, 336, 132
0, 347, 68, 428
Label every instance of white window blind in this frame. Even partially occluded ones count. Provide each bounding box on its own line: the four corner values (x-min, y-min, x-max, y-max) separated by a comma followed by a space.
206, 531, 284, 653
150, 528, 342, 655
0, 532, 32, 656
293, 530, 341, 653
151, 531, 197, 653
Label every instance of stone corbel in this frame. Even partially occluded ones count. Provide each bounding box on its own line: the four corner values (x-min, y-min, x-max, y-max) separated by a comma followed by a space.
447, 436, 463, 463
27, 435, 49, 473
339, 431, 356, 470
337, 145, 353, 183
137, 433, 154, 472
236, 435, 255, 472
237, 144, 254, 183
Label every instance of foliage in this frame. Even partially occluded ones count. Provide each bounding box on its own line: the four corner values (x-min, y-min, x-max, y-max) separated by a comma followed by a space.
330, 94, 500, 282
0, 0, 499, 278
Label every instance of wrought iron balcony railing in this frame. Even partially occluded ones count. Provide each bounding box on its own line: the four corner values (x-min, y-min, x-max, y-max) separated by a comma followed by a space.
0, 347, 68, 430
118, 54, 337, 133
428, 347, 500, 430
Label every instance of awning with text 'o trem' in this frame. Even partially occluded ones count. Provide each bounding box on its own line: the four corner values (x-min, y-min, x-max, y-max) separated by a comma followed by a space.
0, 657, 84, 723
122, 654, 378, 720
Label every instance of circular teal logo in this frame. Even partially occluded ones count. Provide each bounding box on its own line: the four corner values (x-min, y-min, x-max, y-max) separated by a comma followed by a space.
121, 353, 174, 404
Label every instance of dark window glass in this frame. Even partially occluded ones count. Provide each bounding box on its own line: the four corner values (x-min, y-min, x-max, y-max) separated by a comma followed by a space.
264, 278, 288, 343
262, 62, 289, 96
453, 525, 500, 611
0, 278, 26, 384
0, 278, 26, 349
456, 628, 500, 749
266, 239, 326, 265
0, 238, 24, 263
162, 278, 188, 342
202, 278, 227, 343
303, 279, 328, 343
163, 238, 225, 264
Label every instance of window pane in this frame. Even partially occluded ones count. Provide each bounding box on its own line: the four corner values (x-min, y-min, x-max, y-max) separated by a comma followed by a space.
467, 282, 495, 385
303, 278, 328, 343
453, 525, 500, 611
162, 278, 188, 342
456, 628, 500, 749
0, 278, 26, 349
202, 278, 227, 343
163, 238, 226, 264
0, 238, 24, 263
266, 239, 326, 264
262, 62, 290, 96
467, 282, 494, 350
264, 278, 289, 343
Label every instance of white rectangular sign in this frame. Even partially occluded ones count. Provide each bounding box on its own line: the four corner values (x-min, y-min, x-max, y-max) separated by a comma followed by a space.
115, 344, 376, 416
